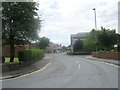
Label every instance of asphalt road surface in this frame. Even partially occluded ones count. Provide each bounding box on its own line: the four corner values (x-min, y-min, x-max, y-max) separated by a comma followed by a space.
2, 53, 119, 88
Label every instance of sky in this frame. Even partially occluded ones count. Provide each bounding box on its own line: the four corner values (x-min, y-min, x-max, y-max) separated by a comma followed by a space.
35, 0, 119, 46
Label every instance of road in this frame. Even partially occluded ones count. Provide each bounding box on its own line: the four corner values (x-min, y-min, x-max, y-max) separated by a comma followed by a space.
2, 53, 118, 88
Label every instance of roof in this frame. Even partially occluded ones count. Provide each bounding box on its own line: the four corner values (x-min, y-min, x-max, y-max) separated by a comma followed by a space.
71, 32, 89, 38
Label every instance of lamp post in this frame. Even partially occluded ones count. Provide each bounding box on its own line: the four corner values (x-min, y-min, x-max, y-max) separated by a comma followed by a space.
93, 8, 98, 56
93, 8, 97, 30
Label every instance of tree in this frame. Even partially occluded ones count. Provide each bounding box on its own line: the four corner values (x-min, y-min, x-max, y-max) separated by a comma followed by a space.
38, 37, 50, 50
83, 27, 117, 52
83, 29, 97, 52
73, 39, 83, 52
62, 46, 67, 52
116, 34, 120, 52
97, 27, 117, 51
2, 2, 41, 62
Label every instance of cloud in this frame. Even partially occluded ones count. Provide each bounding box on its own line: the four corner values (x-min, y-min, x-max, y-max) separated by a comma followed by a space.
38, 0, 119, 46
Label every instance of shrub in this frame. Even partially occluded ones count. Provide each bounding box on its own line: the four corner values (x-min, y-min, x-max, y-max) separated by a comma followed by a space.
67, 51, 91, 55
67, 51, 73, 55
18, 49, 44, 62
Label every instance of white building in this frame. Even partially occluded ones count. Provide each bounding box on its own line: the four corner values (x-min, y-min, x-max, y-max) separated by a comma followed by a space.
70, 32, 88, 52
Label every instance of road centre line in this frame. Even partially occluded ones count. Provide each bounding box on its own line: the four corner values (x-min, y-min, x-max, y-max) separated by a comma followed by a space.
75, 61, 81, 70
78, 64, 80, 70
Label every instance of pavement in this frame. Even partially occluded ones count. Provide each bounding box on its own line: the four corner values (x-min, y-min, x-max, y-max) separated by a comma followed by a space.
1, 55, 51, 80
86, 56, 120, 66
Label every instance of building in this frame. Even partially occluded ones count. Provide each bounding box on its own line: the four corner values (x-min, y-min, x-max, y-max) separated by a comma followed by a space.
70, 32, 88, 52
45, 42, 63, 53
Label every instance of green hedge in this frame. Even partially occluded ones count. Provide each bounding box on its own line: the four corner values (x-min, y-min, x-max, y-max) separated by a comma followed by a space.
67, 51, 91, 55
18, 49, 44, 62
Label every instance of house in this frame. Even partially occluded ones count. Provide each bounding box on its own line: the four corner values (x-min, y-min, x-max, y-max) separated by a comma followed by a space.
45, 42, 63, 53
70, 32, 88, 52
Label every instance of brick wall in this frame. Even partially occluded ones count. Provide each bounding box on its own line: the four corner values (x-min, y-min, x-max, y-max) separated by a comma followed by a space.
2, 45, 29, 57
92, 52, 120, 60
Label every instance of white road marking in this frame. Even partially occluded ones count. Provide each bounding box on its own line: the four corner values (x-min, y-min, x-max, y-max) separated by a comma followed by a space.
78, 64, 80, 68
75, 61, 81, 70
3, 62, 51, 81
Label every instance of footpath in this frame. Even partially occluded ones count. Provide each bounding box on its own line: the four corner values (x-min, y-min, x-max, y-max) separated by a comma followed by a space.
0, 56, 51, 80
86, 56, 119, 66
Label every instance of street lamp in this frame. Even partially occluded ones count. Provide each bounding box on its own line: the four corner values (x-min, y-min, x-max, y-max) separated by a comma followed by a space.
92, 8, 97, 30
93, 8, 98, 56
